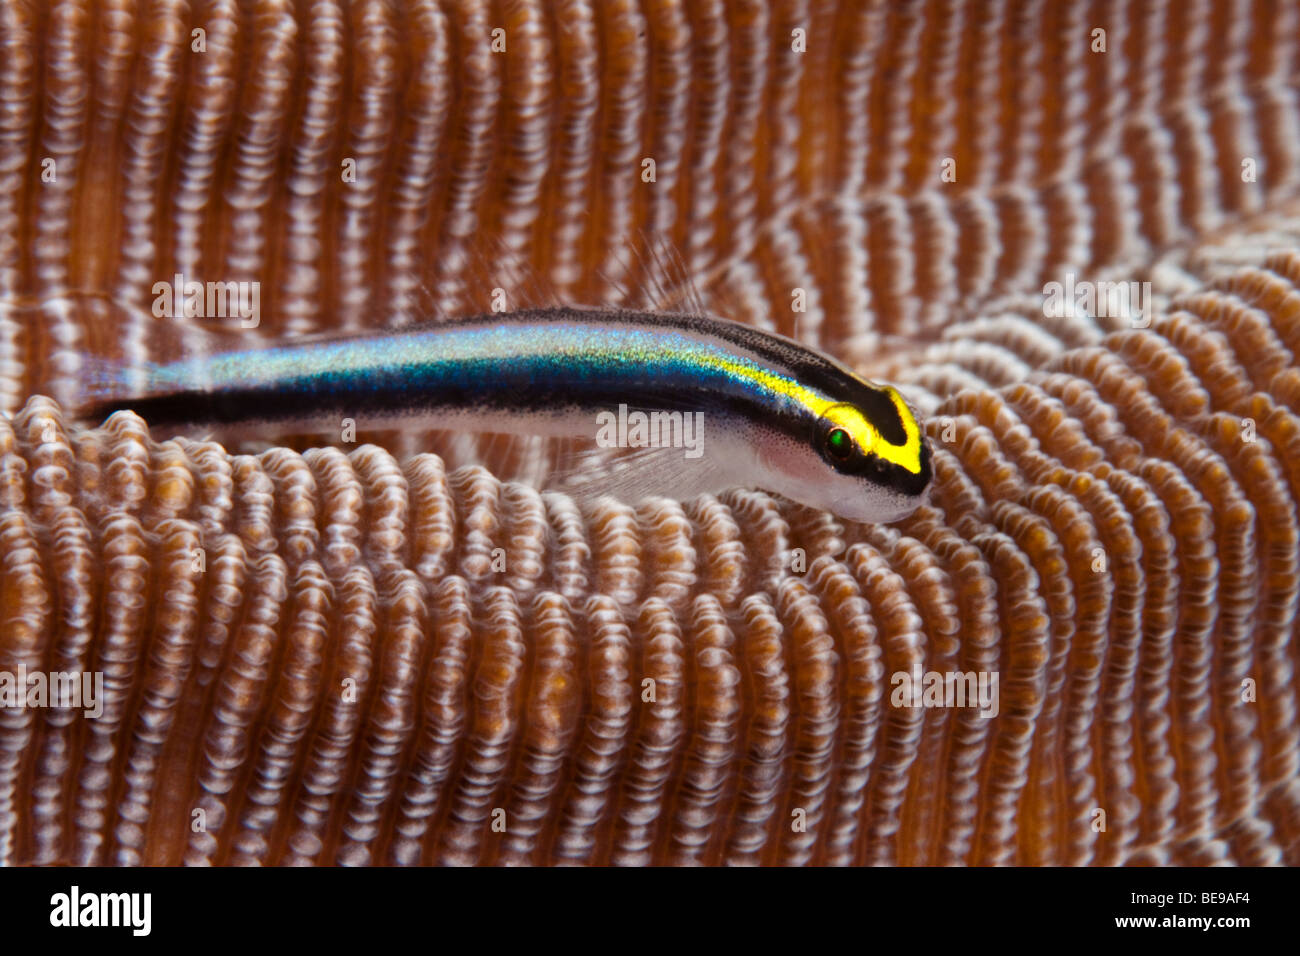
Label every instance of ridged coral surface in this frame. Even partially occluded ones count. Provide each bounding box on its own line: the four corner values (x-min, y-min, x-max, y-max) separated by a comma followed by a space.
2, 0, 1300, 864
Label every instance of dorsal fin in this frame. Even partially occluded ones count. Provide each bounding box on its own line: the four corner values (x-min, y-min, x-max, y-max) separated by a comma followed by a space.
599, 229, 713, 317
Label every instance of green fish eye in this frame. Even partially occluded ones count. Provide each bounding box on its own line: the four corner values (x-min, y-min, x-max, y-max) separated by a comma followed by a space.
826, 426, 853, 461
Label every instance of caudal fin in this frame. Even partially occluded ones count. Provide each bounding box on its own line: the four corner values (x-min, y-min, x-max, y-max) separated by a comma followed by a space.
0, 291, 223, 424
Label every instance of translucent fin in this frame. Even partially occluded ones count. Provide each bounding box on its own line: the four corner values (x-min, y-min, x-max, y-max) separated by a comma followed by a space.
404, 229, 714, 324
1, 291, 206, 417
547, 440, 736, 509
391, 233, 567, 327
76, 352, 159, 406
599, 229, 714, 317
446, 429, 567, 487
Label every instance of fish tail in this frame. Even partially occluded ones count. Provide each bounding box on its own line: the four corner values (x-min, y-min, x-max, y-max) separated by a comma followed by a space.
75, 353, 165, 423
0, 291, 213, 424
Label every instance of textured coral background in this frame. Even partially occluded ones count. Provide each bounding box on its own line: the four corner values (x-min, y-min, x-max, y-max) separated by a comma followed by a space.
1, 0, 1299, 864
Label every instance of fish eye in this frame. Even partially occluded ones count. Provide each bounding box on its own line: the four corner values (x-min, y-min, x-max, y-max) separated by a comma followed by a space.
825, 427, 853, 462
815, 403, 870, 471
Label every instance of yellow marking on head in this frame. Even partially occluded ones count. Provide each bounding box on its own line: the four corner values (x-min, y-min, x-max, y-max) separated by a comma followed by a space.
872, 386, 926, 474
698, 354, 926, 475
818, 400, 923, 475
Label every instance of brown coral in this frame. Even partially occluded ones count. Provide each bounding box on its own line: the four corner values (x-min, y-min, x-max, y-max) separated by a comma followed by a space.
2, 0, 1300, 865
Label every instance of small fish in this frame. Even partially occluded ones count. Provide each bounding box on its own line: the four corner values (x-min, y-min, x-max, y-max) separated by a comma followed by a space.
82, 306, 933, 523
